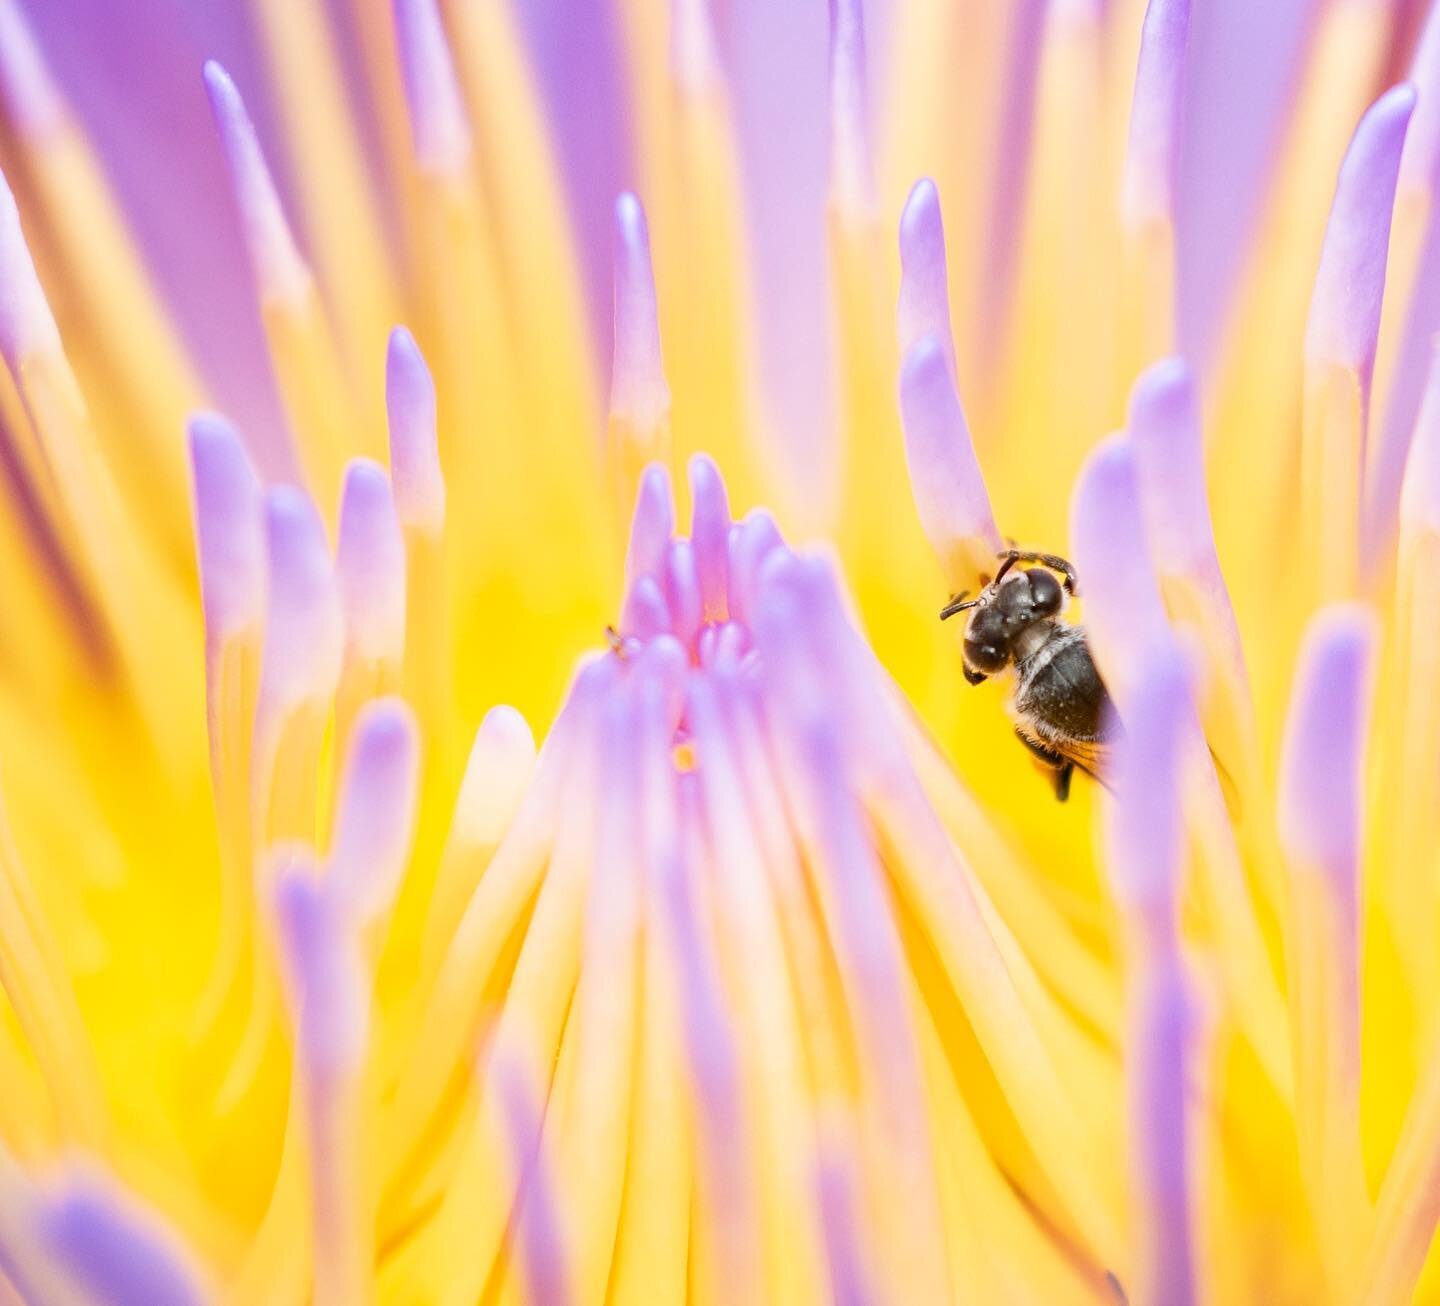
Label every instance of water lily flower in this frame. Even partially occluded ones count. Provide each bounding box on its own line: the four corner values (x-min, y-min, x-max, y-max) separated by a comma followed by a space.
0, 0, 1438, 1303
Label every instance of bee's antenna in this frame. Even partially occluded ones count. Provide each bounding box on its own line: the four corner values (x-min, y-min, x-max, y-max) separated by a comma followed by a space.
939, 593, 980, 620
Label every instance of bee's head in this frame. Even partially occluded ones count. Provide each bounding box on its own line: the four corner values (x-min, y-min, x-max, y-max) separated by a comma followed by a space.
943, 566, 1066, 676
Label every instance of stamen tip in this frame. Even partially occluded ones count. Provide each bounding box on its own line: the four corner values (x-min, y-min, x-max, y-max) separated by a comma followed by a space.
393, 0, 472, 174
610, 192, 669, 432
0, 0, 64, 141
203, 60, 309, 305
454, 704, 537, 848
336, 458, 405, 665
385, 326, 445, 532
898, 178, 955, 370
898, 333, 1001, 591
188, 413, 265, 637
0, 164, 62, 366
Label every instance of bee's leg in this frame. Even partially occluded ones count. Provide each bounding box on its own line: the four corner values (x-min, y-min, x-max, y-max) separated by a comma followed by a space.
963, 666, 988, 685
997, 549, 1079, 596
1013, 729, 1072, 802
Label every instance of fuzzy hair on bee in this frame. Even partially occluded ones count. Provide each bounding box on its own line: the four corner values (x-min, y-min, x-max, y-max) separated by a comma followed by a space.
940, 549, 1115, 801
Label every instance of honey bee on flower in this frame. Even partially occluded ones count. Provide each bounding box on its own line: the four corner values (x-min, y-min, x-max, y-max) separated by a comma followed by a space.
0, 0, 1435, 1303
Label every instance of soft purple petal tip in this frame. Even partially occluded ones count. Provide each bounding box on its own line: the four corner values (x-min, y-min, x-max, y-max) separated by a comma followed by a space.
689, 455, 731, 621
625, 462, 675, 587
1106, 636, 1192, 917
898, 178, 956, 375
203, 61, 309, 304
393, 0, 472, 174
898, 334, 1001, 589
331, 697, 418, 922
385, 326, 445, 531
336, 459, 405, 665
1278, 605, 1375, 874
262, 485, 342, 707
1070, 435, 1171, 697
1305, 83, 1417, 383
670, 0, 721, 94
42, 1173, 207, 1306
273, 856, 367, 1075
828, 0, 874, 219
0, 164, 61, 366
189, 413, 265, 638
1400, 341, 1440, 538
0, 0, 64, 140
1400, 5, 1440, 197
453, 704, 536, 847
1123, 0, 1192, 228
1127, 356, 1216, 576
610, 192, 669, 432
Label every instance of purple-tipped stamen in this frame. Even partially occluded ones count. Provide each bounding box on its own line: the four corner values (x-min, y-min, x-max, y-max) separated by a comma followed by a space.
1122, 0, 1192, 230
202, 62, 310, 305
609, 193, 670, 435
188, 413, 265, 641
392, 0, 473, 175
335, 459, 406, 669
384, 327, 445, 534
897, 178, 957, 377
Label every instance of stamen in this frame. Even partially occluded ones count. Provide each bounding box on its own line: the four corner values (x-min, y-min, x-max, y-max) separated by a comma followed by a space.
39, 1171, 209, 1306
725, 510, 783, 627
1305, 82, 1416, 391
495, 1056, 575, 1306
659, 835, 762, 1303
625, 463, 675, 591
257, 486, 341, 844
260, 486, 342, 716
1127, 359, 1255, 780
452, 706, 537, 851
392, 0, 473, 176
1068, 435, 1169, 700
827, 0, 874, 223
1121, 0, 1191, 233
416, 704, 536, 976
335, 459, 405, 673
0, 165, 63, 367
689, 454, 731, 621
0, 0, 63, 141
663, 538, 703, 652
329, 698, 419, 929
205, 62, 352, 503
1119, 0, 1190, 370
188, 415, 265, 643
897, 178, 956, 377
620, 575, 671, 642
1278, 605, 1375, 1294
385, 328, 445, 536
815, 1147, 880, 1306
609, 194, 671, 514
1302, 83, 1415, 597
1368, 8, 1440, 564
1073, 435, 1291, 1099
898, 334, 1003, 595
272, 856, 371, 1306
202, 62, 310, 309
670, 0, 721, 94
1105, 640, 1197, 1306
551, 682, 644, 1300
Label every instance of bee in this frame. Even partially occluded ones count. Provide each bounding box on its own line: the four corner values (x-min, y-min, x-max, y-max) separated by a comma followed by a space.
940, 549, 1114, 801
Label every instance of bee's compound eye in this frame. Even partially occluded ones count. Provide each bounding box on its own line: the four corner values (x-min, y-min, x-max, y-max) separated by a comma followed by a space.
965, 636, 1009, 673
964, 607, 1010, 672
1026, 567, 1063, 617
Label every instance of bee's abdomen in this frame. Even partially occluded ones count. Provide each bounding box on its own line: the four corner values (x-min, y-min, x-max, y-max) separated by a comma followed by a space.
1014, 628, 1111, 741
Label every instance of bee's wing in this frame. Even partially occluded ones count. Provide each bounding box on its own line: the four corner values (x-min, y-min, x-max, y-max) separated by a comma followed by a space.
1053, 734, 1111, 786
